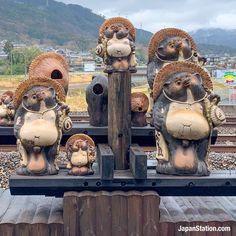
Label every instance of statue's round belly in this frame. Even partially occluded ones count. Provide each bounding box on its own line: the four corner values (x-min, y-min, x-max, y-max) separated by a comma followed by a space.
166, 110, 210, 140
0, 106, 7, 117
20, 119, 58, 146
107, 44, 131, 57
71, 152, 88, 167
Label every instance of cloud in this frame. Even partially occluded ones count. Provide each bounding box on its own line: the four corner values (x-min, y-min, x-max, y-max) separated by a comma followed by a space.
57, 0, 236, 32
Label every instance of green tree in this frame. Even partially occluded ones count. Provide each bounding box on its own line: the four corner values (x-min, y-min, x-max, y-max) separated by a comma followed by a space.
3, 41, 14, 60
10, 47, 42, 75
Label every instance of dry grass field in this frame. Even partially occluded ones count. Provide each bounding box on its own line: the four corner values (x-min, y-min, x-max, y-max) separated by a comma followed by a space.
0, 74, 229, 111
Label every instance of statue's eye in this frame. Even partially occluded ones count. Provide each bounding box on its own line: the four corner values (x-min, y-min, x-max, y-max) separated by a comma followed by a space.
170, 44, 175, 48
176, 80, 181, 86
32, 95, 37, 99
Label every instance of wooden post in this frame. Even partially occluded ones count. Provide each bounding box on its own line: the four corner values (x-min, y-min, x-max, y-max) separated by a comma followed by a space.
108, 72, 131, 170
97, 144, 114, 180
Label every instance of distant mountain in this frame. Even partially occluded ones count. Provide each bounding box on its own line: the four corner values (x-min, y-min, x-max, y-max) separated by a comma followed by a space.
0, 0, 152, 49
0, 1, 236, 56
190, 28, 236, 55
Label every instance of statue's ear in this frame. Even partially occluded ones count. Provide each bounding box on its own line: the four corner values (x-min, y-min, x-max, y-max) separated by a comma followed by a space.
183, 37, 190, 45
157, 45, 164, 51
48, 87, 55, 97
164, 80, 171, 86
22, 95, 28, 105
194, 73, 202, 84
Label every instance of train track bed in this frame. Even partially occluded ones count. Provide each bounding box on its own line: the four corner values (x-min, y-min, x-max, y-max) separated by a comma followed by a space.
217, 126, 236, 134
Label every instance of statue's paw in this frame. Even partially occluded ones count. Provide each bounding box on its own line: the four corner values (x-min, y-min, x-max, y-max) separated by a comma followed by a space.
47, 164, 59, 175
156, 161, 174, 175
197, 161, 210, 176
16, 167, 29, 175
208, 93, 220, 104
104, 66, 114, 73
129, 66, 137, 73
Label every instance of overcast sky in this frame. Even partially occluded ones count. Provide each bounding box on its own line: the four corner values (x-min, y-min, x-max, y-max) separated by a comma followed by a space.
57, 0, 236, 32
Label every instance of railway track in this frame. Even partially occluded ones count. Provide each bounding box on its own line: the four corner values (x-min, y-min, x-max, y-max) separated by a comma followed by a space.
1, 143, 236, 153
70, 115, 236, 128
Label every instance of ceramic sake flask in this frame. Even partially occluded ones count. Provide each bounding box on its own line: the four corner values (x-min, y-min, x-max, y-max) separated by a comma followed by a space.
86, 75, 108, 126
14, 77, 72, 175
66, 134, 96, 176
131, 92, 149, 127
29, 52, 69, 94
96, 17, 137, 73
152, 61, 225, 176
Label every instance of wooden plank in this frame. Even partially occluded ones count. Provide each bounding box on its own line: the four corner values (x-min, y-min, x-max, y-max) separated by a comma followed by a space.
15, 223, 31, 236
129, 144, 147, 179
31, 223, 50, 236
15, 196, 42, 224
111, 191, 128, 236
161, 197, 188, 222
127, 191, 143, 235
95, 191, 112, 236
97, 144, 114, 180
1, 195, 29, 224
77, 191, 96, 236
0, 224, 15, 236
48, 197, 63, 225
0, 190, 14, 221
10, 169, 236, 197
63, 192, 80, 236
142, 191, 160, 236
108, 72, 131, 170
31, 197, 54, 224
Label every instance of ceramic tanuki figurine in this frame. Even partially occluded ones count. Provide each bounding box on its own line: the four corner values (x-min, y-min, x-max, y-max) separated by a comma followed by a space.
14, 77, 72, 175
96, 17, 137, 73
131, 92, 149, 127
29, 52, 69, 94
86, 75, 108, 126
0, 91, 15, 126
153, 61, 225, 176
66, 134, 96, 176
147, 28, 206, 92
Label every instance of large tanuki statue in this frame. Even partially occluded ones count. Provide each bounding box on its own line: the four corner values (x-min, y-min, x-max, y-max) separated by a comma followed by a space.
153, 61, 225, 176
96, 17, 137, 73
14, 77, 72, 175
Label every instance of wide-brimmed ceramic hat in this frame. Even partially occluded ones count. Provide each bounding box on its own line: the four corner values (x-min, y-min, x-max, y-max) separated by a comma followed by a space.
28, 52, 69, 91
99, 17, 135, 40
152, 61, 213, 101
131, 92, 149, 112
2, 90, 14, 97
148, 28, 197, 62
13, 77, 66, 108
66, 134, 95, 150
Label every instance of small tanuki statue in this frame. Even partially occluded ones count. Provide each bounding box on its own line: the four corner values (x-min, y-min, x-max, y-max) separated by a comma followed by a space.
96, 17, 137, 73
14, 77, 72, 175
153, 61, 226, 176
131, 92, 149, 127
66, 134, 96, 176
29, 52, 69, 94
0, 91, 15, 126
